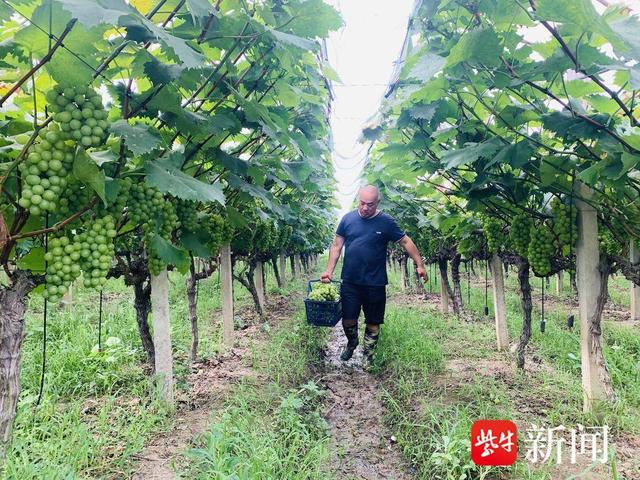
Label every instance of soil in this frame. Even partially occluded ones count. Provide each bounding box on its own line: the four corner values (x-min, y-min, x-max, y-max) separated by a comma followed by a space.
129, 293, 296, 480
318, 326, 414, 480
397, 292, 640, 480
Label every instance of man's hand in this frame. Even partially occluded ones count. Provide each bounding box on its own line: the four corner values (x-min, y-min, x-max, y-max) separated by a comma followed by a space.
320, 271, 333, 283
416, 266, 428, 282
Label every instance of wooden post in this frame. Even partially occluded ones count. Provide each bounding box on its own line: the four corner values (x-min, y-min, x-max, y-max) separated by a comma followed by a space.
220, 245, 234, 348
631, 240, 640, 322
556, 271, 563, 295
290, 255, 297, 279
439, 268, 449, 314
150, 269, 174, 406
255, 261, 266, 313
294, 254, 302, 278
400, 257, 407, 291
279, 254, 287, 287
576, 184, 607, 412
489, 254, 508, 351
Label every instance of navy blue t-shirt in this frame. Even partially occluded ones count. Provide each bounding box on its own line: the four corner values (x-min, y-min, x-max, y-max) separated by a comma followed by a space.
336, 210, 405, 286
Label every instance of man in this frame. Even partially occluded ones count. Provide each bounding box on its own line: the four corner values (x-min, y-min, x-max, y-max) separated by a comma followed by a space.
321, 185, 427, 366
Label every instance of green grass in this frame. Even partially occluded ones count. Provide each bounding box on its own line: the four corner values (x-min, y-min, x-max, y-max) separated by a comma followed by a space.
2, 261, 288, 479
373, 265, 634, 479
182, 279, 333, 479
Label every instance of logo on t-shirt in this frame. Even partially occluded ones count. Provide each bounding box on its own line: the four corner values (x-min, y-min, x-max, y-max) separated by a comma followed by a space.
376, 231, 382, 234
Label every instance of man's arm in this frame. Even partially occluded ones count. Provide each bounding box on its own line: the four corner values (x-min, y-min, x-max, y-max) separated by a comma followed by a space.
397, 235, 428, 281
321, 235, 345, 282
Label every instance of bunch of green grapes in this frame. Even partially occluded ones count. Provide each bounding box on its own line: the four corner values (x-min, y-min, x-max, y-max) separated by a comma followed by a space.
43, 234, 82, 303
103, 176, 133, 219
177, 199, 200, 233
599, 229, 622, 256
254, 220, 277, 255
203, 213, 232, 254
275, 224, 293, 253
509, 214, 532, 258
128, 181, 180, 274
46, 84, 109, 148
17, 126, 74, 215
127, 181, 162, 227
551, 197, 577, 253
145, 201, 179, 276
308, 282, 339, 302
76, 215, 117, 288
527, 225, 555, 276
232, 225, 253, 257
148, 255, 165, 276
58, 179, 93, 217
482, 216, 507, 253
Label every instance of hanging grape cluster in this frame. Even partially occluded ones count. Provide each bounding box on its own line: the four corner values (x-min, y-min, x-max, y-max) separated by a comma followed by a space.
481, 216, 507, 253
177, 199, 199, 233
128, 181, 179, 275
203, 213, 232, 255
509, 214, 532, 258
275, 224, 293, 253
44, 234, 82, 302
527, 225, 555, 276
43, 215, 116, 302
551, 197, 577, 254
599, 229, 622, 256
17, 126, 74, 215
46, 84, 109, 148
76, 215, 117, 288
254, 220, 277, 256
103, 177, 133, 219
58, 178, 93, 217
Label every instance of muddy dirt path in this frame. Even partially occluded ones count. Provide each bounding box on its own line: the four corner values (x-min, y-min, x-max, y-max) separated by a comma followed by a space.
319, 326, 414, 480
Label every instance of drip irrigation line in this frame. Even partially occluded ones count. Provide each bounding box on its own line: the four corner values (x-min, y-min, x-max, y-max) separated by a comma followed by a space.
36, 212, 49, 407
466, 261, 471, 306
484, 258, 489, 316
98, 290, 103, 351
541, 277, 546, 333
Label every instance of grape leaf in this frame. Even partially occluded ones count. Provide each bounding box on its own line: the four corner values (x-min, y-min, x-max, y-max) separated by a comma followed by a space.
143, 57, 186, 85
610, 17, 640, 62
110, 120, 162, 156
535, 0, 622, 49
406, 51, 446, 81
73, 149, 106, 204
118, 14, 205, 68
180, 230, 211, 258
17, 247, 45, 272
441, 138, 502, 170
185, 0, 217, 25
55, 0, 133, 28
269, 28, 318, 51
447, 28, 502, 67
146, 155, 225, 205
151, 234, 189, 270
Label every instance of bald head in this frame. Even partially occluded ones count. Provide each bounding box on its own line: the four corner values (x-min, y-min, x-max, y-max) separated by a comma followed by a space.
357, 185, 380, 218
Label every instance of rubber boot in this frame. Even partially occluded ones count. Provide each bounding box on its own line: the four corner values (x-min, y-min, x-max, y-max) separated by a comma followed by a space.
340, 324, 359, 361
362, 326, 379, 368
